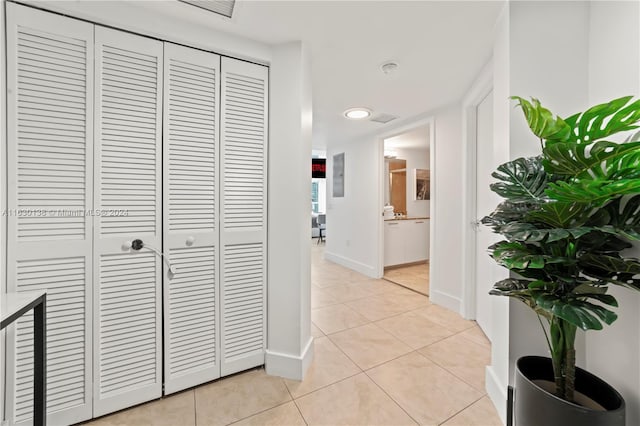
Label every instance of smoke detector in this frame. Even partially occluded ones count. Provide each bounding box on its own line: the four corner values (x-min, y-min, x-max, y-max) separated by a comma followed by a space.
381, 61, 399, 75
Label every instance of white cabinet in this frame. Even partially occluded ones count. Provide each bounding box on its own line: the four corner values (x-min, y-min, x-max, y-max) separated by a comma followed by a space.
406, 220, 429, 263
384, 219, 430, 267
384, 221, 405, 267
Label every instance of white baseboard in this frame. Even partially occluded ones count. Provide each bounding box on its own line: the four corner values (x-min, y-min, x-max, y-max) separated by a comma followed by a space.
486, 365, 508, 426
265, 337, 314, 380
429, 290, 462, 314
324, 251, 377, 278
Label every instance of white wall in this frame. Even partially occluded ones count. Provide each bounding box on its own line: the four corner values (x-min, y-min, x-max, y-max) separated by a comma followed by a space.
266, 41, 314, 379
394, 147, 430, 218
325, 136, 381, 277
428, 106, 465, 312
585, 2, 640, 425
484, 7, 510, 422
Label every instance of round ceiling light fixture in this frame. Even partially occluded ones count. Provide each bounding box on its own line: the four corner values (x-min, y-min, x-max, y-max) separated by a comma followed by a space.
381, 61, 399, 75
344, 107, 372, 120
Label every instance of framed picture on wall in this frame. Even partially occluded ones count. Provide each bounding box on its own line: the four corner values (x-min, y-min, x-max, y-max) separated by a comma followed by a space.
415, 168, 430, 200
333, 153, 345, 197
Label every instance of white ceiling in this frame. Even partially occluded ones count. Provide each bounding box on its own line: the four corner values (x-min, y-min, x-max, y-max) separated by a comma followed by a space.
37, 0, 504, 149
384, 125, 430, 151
193, 0, 505, 148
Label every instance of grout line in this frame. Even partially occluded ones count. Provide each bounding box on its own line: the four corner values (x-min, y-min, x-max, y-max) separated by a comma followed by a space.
193, 388, 197, 426
284, 383, 309, 426
226, 400, 294, 426
362, 351, 422, 425
436, 394, 487, 425
414, 347, 489, 395
382, 276, 429, 297
291, 370, 363, 401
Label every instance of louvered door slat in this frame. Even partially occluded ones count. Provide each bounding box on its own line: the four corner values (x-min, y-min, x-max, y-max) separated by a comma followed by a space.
94, 26, 163, 417
220, 57, 268, 376
6, 5, 94, 425
163, 43, 221, 395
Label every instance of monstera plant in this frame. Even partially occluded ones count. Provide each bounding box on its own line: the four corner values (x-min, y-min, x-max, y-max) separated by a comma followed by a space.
483, 96, 640, 405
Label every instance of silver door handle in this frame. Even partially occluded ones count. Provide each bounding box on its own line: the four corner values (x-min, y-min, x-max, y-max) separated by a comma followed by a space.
122, 239, 177, 275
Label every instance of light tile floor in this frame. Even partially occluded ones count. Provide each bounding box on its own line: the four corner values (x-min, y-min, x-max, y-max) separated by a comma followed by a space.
84, 243, 500, 426
384, 262, 430, 295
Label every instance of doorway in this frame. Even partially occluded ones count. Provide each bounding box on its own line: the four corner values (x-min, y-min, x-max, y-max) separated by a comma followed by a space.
381, 125, 431, 296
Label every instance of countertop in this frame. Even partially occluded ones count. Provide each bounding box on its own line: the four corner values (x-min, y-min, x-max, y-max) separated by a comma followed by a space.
384, 217, 430, 221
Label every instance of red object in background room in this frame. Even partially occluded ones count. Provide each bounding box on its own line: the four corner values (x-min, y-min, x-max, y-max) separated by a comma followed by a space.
312, 158, 326, 178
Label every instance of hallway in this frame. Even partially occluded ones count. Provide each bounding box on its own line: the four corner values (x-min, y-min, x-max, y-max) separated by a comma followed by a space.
84, 244, 500, 425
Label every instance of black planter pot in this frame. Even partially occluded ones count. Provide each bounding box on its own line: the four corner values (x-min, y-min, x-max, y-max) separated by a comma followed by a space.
514, 356, 625, 426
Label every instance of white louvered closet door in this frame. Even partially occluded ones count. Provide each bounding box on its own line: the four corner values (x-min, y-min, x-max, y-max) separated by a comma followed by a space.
5, 4, 94, 425
220, 58, 269, 375
93, 27, 163, 416
163, 43, 221, 394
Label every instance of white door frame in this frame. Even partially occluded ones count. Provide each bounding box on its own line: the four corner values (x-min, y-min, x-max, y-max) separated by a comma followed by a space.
375, 116, 436, 279
461, 62, 493, 319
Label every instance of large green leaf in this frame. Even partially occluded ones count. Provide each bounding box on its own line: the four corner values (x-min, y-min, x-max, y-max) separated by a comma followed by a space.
527, 202, 593, 228
490, 278, 550, 318
482, 201, 540, 230
543, 140, 640, 178
578, 253, 640, 273
535, 294, 617, 330
578, 253, 640, 287
546, 178, 640, 204
490, 157, 550, 203
599, 195, 640, 239
511, 97, 571, 142
563, 96, 640, 144
489, 241, 566, 269
490, 221, 593, 243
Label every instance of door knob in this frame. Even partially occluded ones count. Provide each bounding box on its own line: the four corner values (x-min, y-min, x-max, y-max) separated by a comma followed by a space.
186, 236, 195, 246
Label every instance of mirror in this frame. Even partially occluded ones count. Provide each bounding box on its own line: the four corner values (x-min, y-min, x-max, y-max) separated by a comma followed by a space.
386, 158, 406, 215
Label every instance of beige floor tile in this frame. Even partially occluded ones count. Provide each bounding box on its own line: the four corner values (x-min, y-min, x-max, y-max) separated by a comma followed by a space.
419, 334, 491, 392
329, 323, 412, 369
295, 373, 417, 426
85, 390, 195, 426
231, 402, 306, 426
460, 325, 491, 348
375, 311, 456, 349
367, 352, 483, 426
383, 291, 430, 311
350, 278, 399, 295
310, 322, 325, 337
284, 336, 360, 398
413, 305, 476, 333
312, 303, 370, 334
383, 263, 430, 295
312, 274, 349, 289
311, 288, 339, 309
441, 396, 502, 426
321, 283, 374, 303
195, 369, 291, 425
346, 295, 408, 321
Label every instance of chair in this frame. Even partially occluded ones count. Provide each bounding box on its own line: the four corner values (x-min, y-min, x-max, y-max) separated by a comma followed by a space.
317, 214, 326, 244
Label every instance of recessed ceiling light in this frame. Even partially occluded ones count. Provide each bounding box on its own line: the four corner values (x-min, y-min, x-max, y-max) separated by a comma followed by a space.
344, 107, 372, 120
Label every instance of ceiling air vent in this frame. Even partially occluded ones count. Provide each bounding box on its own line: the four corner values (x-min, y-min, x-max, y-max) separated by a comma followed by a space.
180, 0, 236, 18
370, 113, 398, 124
